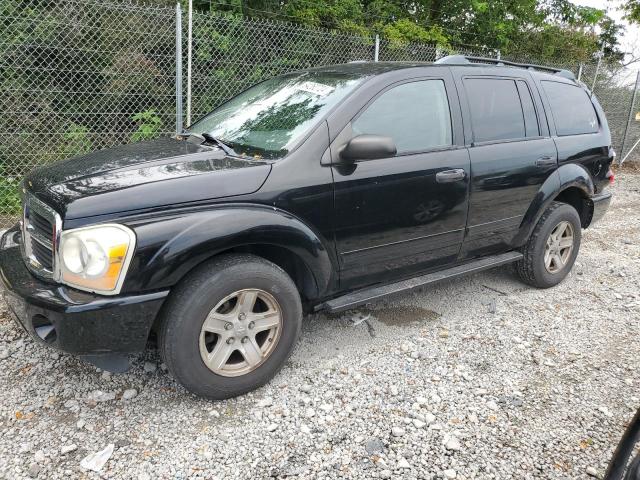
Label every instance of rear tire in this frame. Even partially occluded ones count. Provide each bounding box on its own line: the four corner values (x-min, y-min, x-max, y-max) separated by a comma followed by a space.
159, 254, 302, 400
517, 202, 581, 288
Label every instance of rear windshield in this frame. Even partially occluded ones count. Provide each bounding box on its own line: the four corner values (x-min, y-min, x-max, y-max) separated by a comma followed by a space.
541, 81, 599, 136
188, 72, 362, 159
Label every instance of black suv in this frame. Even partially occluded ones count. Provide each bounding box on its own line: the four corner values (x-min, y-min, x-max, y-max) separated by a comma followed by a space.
0, 56, 613, 399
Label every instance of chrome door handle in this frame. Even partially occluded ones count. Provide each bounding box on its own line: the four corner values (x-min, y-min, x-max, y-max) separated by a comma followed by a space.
536, 156, 556, 167
436, 168, 466, 183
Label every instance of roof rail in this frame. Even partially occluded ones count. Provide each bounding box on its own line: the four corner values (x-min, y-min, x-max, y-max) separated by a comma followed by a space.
435, 55, 576, 81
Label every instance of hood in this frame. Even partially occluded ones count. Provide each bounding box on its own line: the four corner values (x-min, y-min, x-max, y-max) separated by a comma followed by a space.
25, 137, 271, 220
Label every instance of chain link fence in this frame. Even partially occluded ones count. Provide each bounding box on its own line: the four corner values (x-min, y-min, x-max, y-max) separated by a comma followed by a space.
1, 0, 639, 227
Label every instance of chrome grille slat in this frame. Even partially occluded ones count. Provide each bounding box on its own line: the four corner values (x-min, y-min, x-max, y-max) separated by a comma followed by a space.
21, 193, 61, 279
30, 211, 53, 236
29, 230, 53, 249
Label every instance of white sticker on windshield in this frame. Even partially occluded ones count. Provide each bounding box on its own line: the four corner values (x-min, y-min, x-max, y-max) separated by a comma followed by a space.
296, 81, 335, 96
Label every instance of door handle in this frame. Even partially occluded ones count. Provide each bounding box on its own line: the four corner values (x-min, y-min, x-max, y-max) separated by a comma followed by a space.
535, 156, 556, 167
436, 168, 466, 183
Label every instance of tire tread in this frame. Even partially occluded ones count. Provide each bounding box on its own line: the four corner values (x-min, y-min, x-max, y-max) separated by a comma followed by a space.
517, 201, 580, 288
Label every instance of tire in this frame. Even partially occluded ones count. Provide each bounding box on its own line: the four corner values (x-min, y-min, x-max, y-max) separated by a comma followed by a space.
516, 201, 582, 289
159, 254, 302, 400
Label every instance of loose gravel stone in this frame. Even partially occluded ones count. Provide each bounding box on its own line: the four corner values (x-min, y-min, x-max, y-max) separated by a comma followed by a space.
444, 435, 462, 451
586, 466, 598, 477
0, 171, 639, 479
121, 388, 137, 400
27, 463, 40, 477
60, 444, 77, 455
142, 361, 156, 373
365, 438, 384, 455
88, 390, 116, 403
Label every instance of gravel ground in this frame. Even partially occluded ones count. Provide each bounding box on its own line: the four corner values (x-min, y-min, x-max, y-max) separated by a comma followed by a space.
0, 171, 639, 480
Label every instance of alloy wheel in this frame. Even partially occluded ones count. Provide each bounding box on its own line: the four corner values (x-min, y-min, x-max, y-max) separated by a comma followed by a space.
544, 220, 575, 274
199, 288, 282, 377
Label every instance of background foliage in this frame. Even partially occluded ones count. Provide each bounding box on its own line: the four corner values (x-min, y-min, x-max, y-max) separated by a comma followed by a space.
0, 0, 638, 225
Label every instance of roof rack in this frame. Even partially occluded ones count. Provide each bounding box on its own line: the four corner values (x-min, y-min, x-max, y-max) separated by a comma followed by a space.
435, 55, 576, 81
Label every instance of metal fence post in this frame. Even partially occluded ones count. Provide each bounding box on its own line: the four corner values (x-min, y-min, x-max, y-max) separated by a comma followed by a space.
175, 3, 183, 134
374, 34, 379, 62
619, 70, 640, 164
577, 63, 583, 82
591, 46, 604, 93
186, 0, 193, 127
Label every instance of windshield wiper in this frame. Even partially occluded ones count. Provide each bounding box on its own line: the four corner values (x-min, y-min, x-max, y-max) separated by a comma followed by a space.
183, 132, 238, 157
201, 133, 238, 157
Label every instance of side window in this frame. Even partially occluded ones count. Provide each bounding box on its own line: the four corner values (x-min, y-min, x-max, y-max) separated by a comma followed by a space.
516, 80, 540, 137
542, 81, 598, 136
352, 80, 452, 154
465, 78, 526, 143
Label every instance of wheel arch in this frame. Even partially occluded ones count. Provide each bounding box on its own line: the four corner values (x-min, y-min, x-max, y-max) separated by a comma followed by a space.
124, 204, 336, 301
516, 163, 595, 245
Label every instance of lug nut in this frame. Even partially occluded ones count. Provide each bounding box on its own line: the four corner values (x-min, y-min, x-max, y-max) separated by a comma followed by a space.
238, 313, 247, 321
248, 321, 255, 330
225, 323, 233, 330
226, 337, 235, 345
241, 336, 249, 344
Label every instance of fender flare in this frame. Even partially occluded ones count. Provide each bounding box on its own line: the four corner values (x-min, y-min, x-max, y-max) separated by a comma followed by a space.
124, 204, 335, 299
515, 163, 594, 245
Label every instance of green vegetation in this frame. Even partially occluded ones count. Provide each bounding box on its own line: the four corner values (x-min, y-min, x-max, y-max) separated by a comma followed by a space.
131, 111, 164, 142
189, 0, 627, 64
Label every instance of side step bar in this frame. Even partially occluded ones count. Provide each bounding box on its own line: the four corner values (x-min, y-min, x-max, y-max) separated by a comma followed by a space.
317, 251, 523, 313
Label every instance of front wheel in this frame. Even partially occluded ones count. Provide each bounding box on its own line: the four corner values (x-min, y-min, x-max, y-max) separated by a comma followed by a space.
159, 254, 302, 399
517, 202, 582, 288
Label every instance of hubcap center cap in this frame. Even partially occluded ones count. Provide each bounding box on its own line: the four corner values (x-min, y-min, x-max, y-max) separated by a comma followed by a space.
234, 323, 248, 336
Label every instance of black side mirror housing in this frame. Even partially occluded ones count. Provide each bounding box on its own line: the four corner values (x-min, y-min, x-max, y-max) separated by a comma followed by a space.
339, 134, 397, 162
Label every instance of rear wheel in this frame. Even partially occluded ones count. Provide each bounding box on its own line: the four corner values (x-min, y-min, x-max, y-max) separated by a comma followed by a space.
517, 202, 582, 288
159, 254, 302, 399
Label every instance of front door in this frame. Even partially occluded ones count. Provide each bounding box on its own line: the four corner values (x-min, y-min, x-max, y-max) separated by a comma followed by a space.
331, 77, 470, 289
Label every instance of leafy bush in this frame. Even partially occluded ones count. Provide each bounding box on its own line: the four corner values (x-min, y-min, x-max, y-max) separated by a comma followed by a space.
0, 176, 22, 217
58, 123, 92, 159
130, 110, 164, 142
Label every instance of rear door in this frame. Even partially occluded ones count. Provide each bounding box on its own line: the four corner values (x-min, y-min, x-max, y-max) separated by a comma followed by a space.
331, 72, 470, 289
454, 69, 558, 259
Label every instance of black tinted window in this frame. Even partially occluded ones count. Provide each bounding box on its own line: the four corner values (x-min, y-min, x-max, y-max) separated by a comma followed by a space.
542, 81, 598, 136
353, 80, 452, 153
516, 80, 540, 137
465, 78, 525, 142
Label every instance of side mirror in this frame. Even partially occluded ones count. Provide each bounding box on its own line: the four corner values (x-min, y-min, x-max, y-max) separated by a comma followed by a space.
339, 134, 397, 162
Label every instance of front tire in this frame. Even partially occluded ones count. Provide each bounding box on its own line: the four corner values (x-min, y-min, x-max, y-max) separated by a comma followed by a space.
159, 254, 302, 400
517, 202, 582, 288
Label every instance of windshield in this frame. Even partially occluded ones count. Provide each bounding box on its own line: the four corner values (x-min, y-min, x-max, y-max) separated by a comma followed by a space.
188, 71, 362, 159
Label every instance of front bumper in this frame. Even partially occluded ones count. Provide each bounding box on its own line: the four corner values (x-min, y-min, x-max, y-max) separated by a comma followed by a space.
589, 191, 612, 226
0, 226, 168, 356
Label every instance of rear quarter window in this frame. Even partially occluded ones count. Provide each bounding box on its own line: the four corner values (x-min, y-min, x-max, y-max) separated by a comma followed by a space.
541, 81, 599, 136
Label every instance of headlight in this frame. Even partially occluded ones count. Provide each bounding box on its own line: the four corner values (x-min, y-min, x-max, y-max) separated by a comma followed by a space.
58, 224, 136, 295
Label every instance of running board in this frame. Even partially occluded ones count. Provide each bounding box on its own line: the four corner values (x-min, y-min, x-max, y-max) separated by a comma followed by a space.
317, 251, 523, 313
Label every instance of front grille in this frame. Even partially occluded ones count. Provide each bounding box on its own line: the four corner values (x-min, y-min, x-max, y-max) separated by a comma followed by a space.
22, 193, 61, 278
